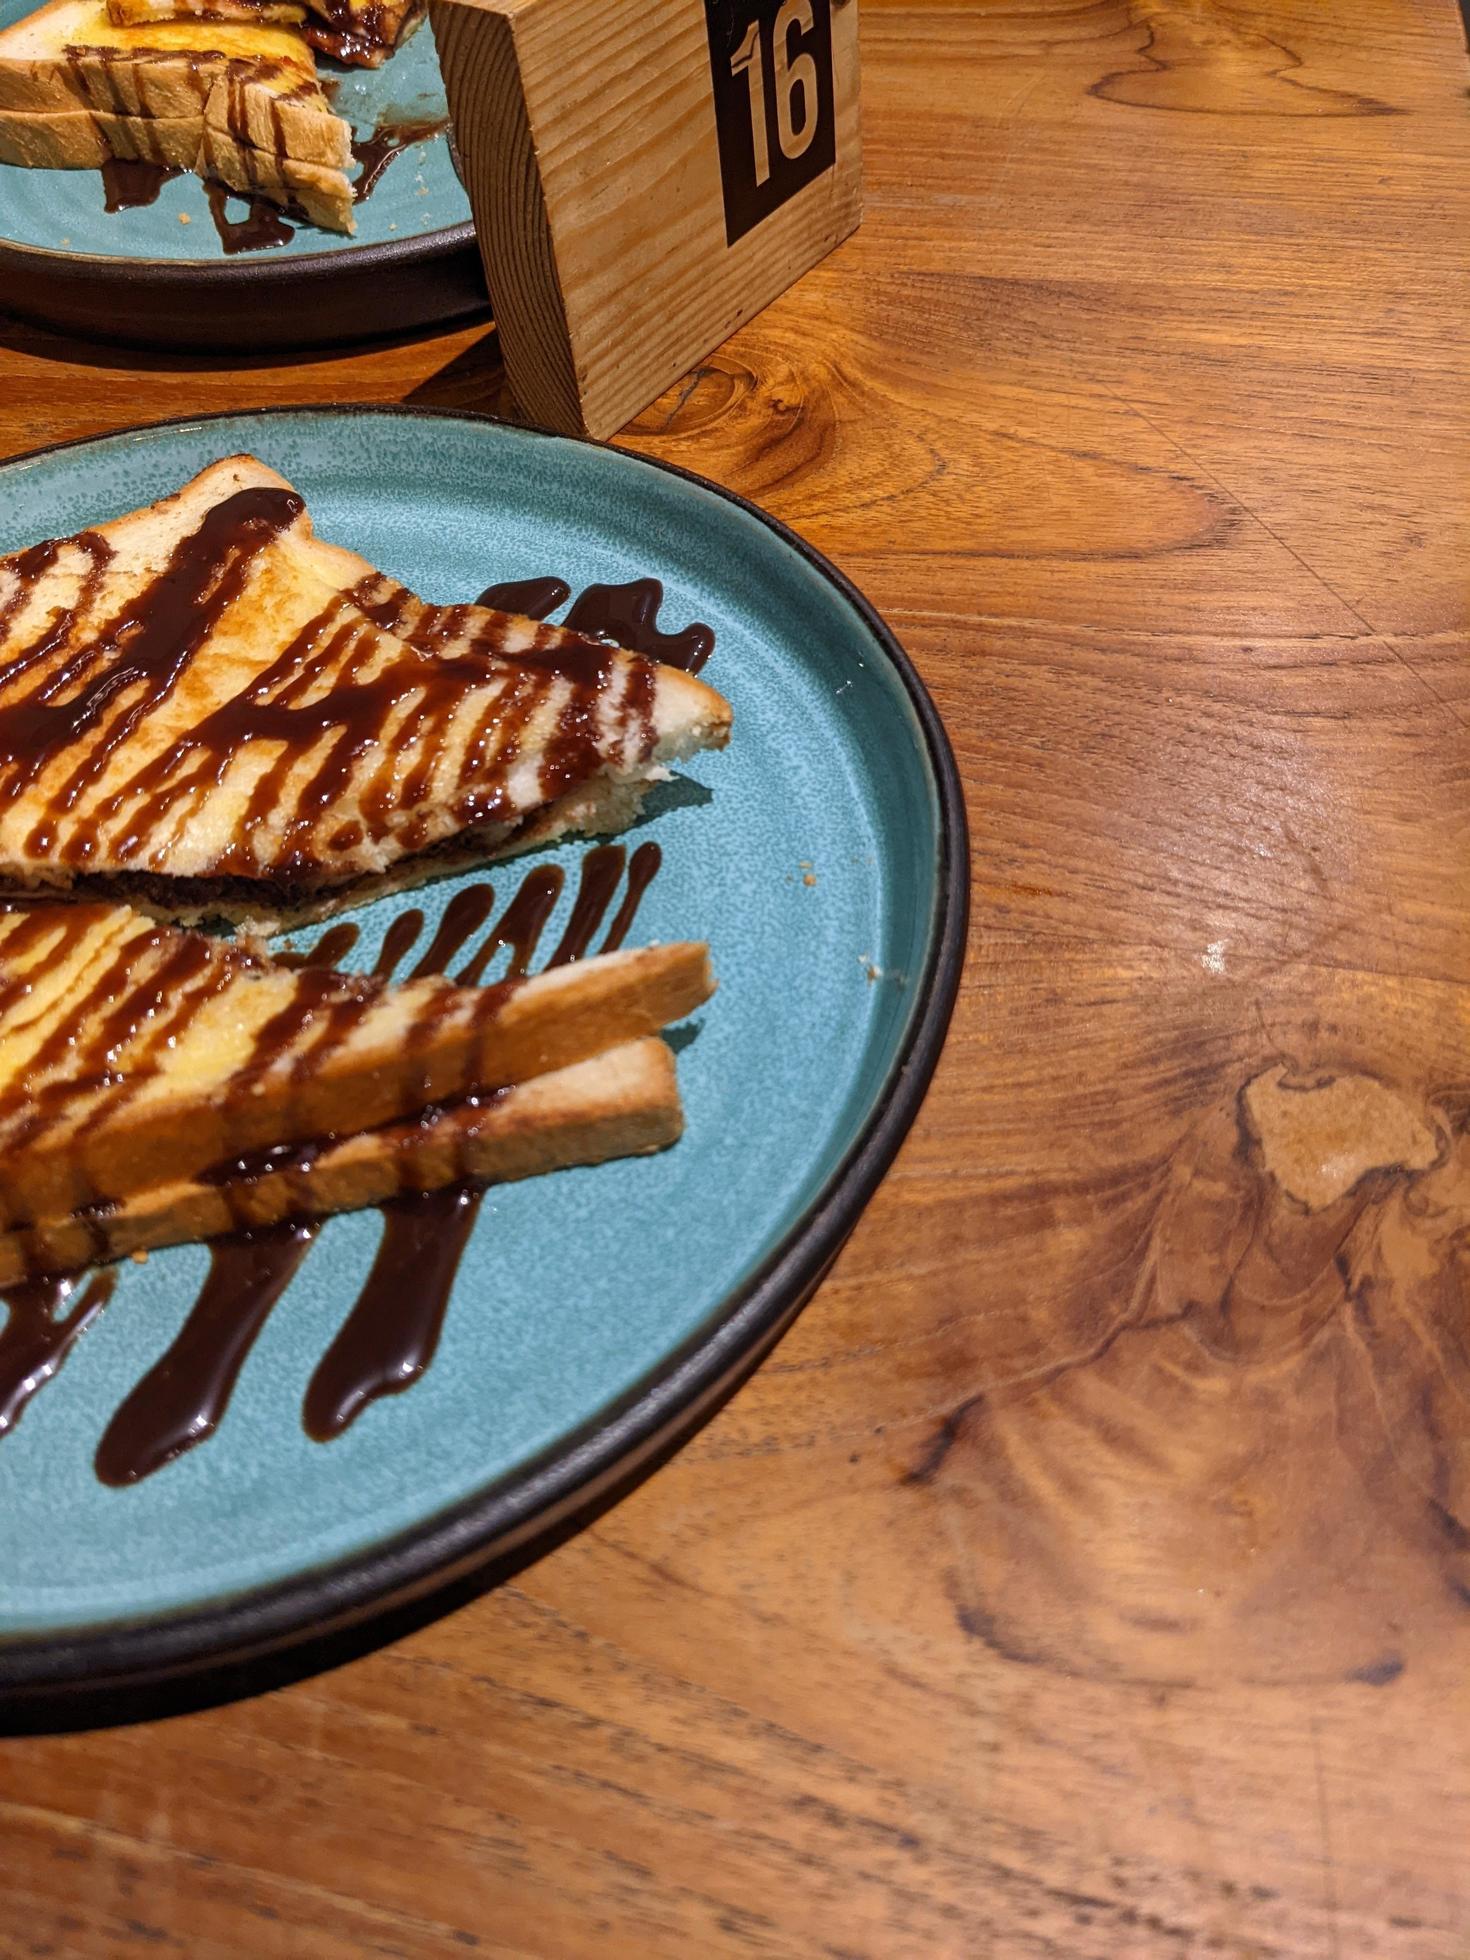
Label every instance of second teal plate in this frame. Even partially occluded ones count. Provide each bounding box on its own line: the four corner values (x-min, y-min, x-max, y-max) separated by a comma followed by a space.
0, 0, 484, 348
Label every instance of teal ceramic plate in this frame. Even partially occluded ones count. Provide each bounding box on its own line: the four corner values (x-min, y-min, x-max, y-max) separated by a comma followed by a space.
0, 406, 966, 1712
0, 2, 484, 349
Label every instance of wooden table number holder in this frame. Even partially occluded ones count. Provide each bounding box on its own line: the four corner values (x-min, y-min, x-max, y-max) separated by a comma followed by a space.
430, 0, 862, 438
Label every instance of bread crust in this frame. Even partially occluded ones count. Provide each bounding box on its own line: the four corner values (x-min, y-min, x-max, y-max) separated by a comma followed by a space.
0, 905, 713, 1228
0, 1037, 683, 1284
0, 455, 733, 918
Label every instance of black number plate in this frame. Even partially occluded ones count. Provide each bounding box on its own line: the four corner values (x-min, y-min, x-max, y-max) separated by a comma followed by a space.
705, 0, 837, 248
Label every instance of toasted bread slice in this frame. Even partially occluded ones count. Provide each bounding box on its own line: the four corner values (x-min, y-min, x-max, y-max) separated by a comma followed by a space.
199, 120, 352, 228
0, 456, 731, 923
0, 101, 201, 166
0, 0, 309, 114
0, 102, 353, 232
0, 0, 350, 180
0, 1036, 681, 1284
0, 899, 712, 1230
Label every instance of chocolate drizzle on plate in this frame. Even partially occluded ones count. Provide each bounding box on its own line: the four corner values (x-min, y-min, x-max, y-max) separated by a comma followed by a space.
203, 181, 296, 254
0, 1270, 115, 1437
406, 882, 497, 980
477, 574, 715, 675
548, 841, 662, 967
475, 576, 572, 620
456, 867, 562, 983
373, 907, 424, 976
276, 921, 361, 970
302, 1185, 480, 1440
100, 158, 183, 212
94, 1223, 316, 1486
351, 118, 446, 201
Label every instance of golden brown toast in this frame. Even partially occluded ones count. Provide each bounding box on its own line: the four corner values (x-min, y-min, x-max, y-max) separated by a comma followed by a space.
0, 0, 353, 226
0, 100, 200, 165
0, 457, 732, 924
0, 1036, 682, 1285
0, 900, 712, 1235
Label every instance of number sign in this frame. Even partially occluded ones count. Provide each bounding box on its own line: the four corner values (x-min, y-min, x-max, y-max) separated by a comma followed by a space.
432, 0, 861, 437
706, 0, 837, 246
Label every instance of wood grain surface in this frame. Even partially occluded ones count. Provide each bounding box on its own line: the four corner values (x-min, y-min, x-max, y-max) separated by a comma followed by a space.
2, 0, 1468, 1952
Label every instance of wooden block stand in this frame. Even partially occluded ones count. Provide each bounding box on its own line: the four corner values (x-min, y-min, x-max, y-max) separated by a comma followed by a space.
431, 0, 862, 438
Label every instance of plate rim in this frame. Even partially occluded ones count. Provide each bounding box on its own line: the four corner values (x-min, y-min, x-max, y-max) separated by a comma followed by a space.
0, 403, 970, 1702
0, 217, 477, 284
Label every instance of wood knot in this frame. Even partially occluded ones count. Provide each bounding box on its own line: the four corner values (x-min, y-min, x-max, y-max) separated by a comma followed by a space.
1244, 1067, 1443, 1212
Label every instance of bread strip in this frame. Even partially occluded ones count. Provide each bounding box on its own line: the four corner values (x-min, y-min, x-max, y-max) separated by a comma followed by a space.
0, 1038, 682, 1284
0, 919, 713, 1228
198, 118, 352, 230
0, 102, 201, 166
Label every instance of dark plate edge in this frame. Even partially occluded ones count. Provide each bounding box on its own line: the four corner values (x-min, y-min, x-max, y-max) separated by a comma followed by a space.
0, 217, 476, 285
0, 222, 486, 352
0, 403, 971, 1708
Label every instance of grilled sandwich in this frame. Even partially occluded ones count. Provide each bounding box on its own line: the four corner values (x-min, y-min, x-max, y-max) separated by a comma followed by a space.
0, 0, 354, 229
0, 457, 732, 924
0, 900, 710, 1282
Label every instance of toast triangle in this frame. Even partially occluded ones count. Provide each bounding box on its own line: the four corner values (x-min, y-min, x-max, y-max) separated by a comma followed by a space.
0, 456, 732, 923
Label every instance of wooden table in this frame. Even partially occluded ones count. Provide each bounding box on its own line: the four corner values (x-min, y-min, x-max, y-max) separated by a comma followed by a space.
3, 1, 1468, 1951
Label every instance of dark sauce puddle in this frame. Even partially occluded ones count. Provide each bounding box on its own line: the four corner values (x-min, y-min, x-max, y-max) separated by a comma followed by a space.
0, 1271, 115, 1437
351, 118, 445, 202
95, 1224, 317, 1486
0, 578, 705, 1479
204, 181, 296, 255
100, 158, 183, 213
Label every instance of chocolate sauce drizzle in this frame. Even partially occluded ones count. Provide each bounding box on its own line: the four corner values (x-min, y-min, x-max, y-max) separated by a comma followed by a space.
94, 1223, 316, 1486
351, 118, 446, 202
476, 576, 572, 620
456, 867, 562, 984
100, 158, 182, 212
476, 576, 715, 675
302, 1185, 480, 1440
406, 883, 497, 981
0, 563, 708, 1482
277, 921, 361, 970
0, 1271, 115, 1437
374, 908, 423, 976
204, 180, 296, 254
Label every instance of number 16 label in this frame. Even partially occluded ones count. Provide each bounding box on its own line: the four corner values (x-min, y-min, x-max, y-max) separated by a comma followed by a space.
705, 0, 837, 247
